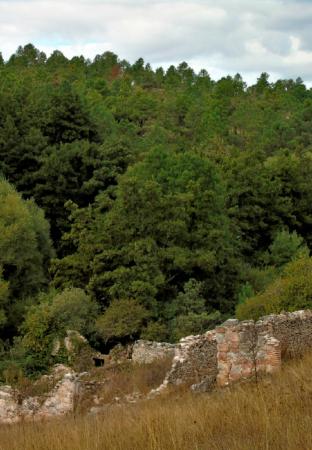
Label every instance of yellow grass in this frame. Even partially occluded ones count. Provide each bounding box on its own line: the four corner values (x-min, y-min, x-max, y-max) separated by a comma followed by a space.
2, 354, 312, 450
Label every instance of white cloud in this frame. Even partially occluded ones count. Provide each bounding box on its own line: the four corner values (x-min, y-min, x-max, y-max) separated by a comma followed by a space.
0, 0, 312, 84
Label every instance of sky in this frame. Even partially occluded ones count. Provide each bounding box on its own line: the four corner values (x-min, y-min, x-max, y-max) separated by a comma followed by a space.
1, 0, 312, 84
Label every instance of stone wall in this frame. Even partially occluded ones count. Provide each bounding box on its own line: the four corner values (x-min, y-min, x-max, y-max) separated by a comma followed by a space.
152, 310, 312, 393
2, 310, 312, 424
215, 310, 312, 387
150, 331, 218, 395
215, 319, 281, 387
0, 366, 78, 425
132, 340, 176, 364
256, 310, 312, 358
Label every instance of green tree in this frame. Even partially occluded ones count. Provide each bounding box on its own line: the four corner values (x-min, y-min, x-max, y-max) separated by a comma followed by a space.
96, 298, 150, 343
54, 147, 239, 341
261, 229, 309, 267
43, 81, 100, 145
0, 179, 54, 335
166, 279, 222, 341
8, 44, 46, 66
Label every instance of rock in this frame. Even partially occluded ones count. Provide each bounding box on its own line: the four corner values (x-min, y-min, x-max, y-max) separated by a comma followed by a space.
124, 391, 142, 403
132, 340, 175, 364
51, 364, 74, 377
0, 387, 19, 425
50, 330, 106, 371
38, 373, 78, 418
0, 372, 79, 424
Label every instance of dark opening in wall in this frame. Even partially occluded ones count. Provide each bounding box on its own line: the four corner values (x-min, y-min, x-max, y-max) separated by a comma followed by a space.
93, 357, 105, 367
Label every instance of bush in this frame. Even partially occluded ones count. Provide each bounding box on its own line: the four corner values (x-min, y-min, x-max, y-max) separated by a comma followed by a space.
96, 299, 150, 342
141, 321, 169, 342
170, 311, 222, 342
13, 288, 98, 374
236, 256, 312, 321
261, 229, 309, 267
48, 288, 99, 336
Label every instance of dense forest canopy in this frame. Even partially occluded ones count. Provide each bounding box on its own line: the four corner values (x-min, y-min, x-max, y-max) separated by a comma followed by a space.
1, 43, 312, 376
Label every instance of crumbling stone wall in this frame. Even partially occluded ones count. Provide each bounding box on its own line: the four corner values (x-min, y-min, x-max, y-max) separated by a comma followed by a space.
0, 368, 78, 425
149, 331, 218, 395
132, 340, 176, 364
2, 310, 312, 424
256, 310, 312, 358
153, 310, 312, 393
215, 310, 312, 387
215, 319, 281, 387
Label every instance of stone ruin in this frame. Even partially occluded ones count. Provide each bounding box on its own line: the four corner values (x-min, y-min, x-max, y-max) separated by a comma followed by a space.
2, 310, 312, 424
131, 340, 176, 364
153, 309, 312, 393
52, 330, 105, 369
0, 365, 78, 425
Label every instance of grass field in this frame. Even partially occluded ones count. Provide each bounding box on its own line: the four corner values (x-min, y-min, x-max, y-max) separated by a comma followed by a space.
1, 353, 312, 450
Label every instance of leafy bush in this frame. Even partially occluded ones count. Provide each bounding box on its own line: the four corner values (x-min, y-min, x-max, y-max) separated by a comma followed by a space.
141, 321, 169, 342
261, 229, 309, 267
96, 299, 150, 343
236, 256, 312, 321
10, 288, 99, 375
170, 311, 222, 342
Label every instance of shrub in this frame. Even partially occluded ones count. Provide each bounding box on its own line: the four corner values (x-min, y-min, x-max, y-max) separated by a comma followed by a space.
261, 229, 309, 267
96, 299, 150, 342
170, 311, 222, 342
48, 288, 99, 336
236, 256, 312, 321
10, 288, 99, 375
141, 321, 169, 342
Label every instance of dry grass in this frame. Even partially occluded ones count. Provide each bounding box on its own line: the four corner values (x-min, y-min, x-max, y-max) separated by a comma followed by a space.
76, 357, 173, 411
2, 354, 312, 450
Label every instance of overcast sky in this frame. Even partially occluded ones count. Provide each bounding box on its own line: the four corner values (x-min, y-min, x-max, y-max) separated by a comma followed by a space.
1, 0, 312, 84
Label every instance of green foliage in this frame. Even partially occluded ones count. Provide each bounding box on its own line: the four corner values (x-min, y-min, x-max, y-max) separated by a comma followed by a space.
170, 279, 207, 316
48, 288, 99, 335
2, 44, 312, 364
96, 299, 150, 342
55, 147, 238, 342
16, 288, 98, 373
141, 321, 169, 342
0, 271, 9, 328
90, 148, 237, 312
170, 311, 222, 342
166, 278, 222, 341
236, 230, 309, 316
33, 139, 128, 245
236, 256, 312, 321
261, 229, 309, 267
21, 288, 98, 348
0, 179, 54, 334
237, 282, 255, 305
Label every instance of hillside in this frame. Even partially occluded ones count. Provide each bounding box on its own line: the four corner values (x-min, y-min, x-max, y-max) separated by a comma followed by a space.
1, 352, 312, 450
1, 44, 312, 382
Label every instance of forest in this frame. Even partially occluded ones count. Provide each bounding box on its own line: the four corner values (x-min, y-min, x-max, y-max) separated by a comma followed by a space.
1, 43, 312, 378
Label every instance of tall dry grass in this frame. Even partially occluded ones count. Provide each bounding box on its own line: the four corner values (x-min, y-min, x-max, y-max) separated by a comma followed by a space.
2, 353, 312, 450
